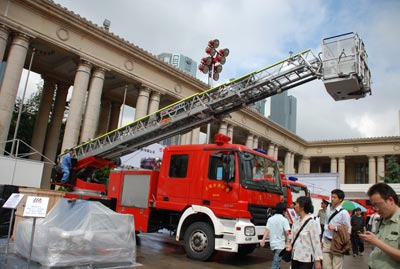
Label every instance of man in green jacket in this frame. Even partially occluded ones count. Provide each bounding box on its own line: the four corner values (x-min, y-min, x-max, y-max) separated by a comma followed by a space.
359, 183, 400, 269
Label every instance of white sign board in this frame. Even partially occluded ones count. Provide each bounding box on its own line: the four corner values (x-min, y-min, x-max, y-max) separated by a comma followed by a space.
2, 193, 25, 209
23, 196, 49, 218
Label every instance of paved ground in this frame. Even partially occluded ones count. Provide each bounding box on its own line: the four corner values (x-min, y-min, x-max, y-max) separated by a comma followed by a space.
1, 232, 371, 268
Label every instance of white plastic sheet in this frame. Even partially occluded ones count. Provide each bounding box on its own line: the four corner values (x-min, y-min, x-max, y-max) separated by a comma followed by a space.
14, 198, 136, 267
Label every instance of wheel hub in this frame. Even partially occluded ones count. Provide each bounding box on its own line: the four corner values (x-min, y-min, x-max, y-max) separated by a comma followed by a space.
190, 231, 208, 252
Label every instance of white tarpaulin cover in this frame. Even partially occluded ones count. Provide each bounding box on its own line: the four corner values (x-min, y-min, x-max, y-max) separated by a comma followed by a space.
14, 198, 136, 267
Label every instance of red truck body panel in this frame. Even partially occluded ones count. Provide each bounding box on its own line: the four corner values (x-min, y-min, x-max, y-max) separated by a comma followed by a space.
106, 140, 283, 233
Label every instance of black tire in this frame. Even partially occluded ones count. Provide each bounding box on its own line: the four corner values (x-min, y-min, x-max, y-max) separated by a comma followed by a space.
237, 244, 257, 256
183, 222, 215, 261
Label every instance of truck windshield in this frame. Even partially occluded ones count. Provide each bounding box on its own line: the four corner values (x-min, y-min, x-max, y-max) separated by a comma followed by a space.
239, 152, 281, 192
290, 185, 308, 202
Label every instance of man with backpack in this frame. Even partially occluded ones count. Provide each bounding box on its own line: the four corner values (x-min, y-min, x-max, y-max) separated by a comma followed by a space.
322, 189, 351, 269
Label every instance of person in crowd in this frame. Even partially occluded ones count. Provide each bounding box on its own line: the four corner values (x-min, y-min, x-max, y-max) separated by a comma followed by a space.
318, 200, 329, 238
286, 196, 322, 269
261, 202, 291, 269
350, 207, 366, 257
368, 210, 380, 234
322, 189, 351, 269
359, 183, 400, 269
61, 148, 74, 184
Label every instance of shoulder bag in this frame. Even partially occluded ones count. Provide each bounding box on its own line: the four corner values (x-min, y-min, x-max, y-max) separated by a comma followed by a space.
279, 217, 313, 262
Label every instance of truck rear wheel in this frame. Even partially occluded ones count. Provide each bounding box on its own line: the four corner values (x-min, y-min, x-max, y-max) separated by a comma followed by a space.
183, 222, 215, 261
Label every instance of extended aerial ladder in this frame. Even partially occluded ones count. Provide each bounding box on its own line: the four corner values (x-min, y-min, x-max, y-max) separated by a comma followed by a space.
70, 32, 371, 173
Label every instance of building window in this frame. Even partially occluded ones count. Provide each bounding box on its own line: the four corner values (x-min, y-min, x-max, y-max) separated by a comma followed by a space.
355, 163, 368, 183
322, 163, 330, 173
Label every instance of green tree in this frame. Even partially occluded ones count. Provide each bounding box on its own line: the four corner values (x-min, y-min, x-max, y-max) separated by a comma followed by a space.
6, 89, 42, 155
381, 155, 400, 183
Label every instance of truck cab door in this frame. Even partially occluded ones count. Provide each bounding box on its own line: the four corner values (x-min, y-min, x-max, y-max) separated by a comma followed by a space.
202, 151, 239, 216
156, 153, 191, 211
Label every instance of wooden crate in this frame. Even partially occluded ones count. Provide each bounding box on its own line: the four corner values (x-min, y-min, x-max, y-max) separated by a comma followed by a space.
12, 187, 65, 236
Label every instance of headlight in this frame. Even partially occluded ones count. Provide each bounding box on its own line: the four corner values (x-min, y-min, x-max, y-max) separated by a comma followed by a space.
244, 226, 255, 236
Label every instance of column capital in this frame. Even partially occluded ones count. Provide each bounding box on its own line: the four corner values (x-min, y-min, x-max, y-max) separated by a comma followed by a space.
139, 85, 152, 93
78, 58, 93, 69
12, 31, 34, 40
93, 66, 106, 74
0, 24, 10, 40
150, 90, 161, 97
10, 32, 30, 48
91, 67, 106, 81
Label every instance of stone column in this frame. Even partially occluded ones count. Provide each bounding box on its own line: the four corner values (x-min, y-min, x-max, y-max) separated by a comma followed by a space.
274, 145, 279, 160
284, 151, 291, 174
267, 143, 275, 156
298, 158, 305, 174
368, 156, 377, 184
109, 101, 121, 131
42, 83, 69, 188
218, 122, 228, 135
61, 60, 91, 151
80, 67, 105, 143
186, 132, 193, 144
377, 156, 385, 182
227, 124, 234, 140
191, 128, 200, 144
245, 133, 253, 148
253, 136, 259, 149
30, 77, 56, 160
135, 86, 151, 120
148, 91, 160, 113
0, 25, 10, 62
290, 152, 295, 173
330, 157, 338, 173
43, 83, 70, 162
97, 99, 111, 135
179, 134, 184, 145
338, 157, 346, 184
180, 132, 191, 145
303, 158, 310, 173
0, 33, 30, 152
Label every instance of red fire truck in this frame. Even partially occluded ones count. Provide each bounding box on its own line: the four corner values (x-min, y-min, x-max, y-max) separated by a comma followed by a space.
55, 32, 371, 261
281, 176, 310, 208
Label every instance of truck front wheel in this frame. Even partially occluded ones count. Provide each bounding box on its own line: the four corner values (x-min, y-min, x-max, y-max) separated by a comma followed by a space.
183, 222, 215, 261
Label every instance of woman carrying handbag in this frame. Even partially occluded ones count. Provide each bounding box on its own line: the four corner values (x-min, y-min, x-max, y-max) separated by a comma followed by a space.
287, 196, 323, 269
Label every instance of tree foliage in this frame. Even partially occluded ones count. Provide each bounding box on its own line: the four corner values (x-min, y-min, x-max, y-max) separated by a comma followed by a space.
94, 165, 111, 191
382, 155, 400, 183
6, 89, 42, 155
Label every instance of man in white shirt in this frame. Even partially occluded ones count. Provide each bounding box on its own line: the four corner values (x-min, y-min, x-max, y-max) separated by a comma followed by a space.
322, 189, 351, 269
368, 211, 380, 234
261, 202, 291, 269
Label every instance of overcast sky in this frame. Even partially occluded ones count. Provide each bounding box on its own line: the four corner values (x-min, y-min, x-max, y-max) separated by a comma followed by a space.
24, 0, 399, 141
